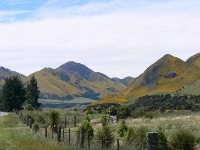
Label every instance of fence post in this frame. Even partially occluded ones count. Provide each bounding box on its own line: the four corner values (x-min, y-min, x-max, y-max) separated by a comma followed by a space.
29, 119, 32, 128
45, 124, 48, 138
57, 124, 62, 143
64, 115, 67, 128
101, 138, 104, 150
74, 116, 77, 127
87, 134, 90, 150
52, 129, 54, 139
26, 116, 29, 126
62, 128, 65, 142
80, 127, 85, 148
146, 132, 159, 150
69, 128, 71, 145
117, 139, 120, 150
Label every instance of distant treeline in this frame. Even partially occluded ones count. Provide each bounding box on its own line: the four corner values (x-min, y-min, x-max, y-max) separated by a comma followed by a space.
85, 94, 200, 119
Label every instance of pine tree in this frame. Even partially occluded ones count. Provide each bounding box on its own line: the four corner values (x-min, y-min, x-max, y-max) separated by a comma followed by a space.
1, 75, 26, 112
25, 75, 40, 109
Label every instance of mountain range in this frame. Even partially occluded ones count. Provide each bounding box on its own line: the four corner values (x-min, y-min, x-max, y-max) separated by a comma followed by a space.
0, 61, 134, 100
1, 52, 200, 103
97, 52, 200, 104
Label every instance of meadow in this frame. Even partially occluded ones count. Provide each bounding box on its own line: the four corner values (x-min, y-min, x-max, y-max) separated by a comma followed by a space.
1, 109, 200, 150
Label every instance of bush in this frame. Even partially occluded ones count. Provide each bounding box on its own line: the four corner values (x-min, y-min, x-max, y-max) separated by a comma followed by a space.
125, 126, 148, 149
23, 104, 34, 111
96, 125, 114, 147
117, 106, 131, 119
33, 124, 40, 133
101, 115, 108, 126
117, 120, 128, 137
169, 130, 196, 150
49, 110, 60, 133
157, 127, 168, 150
36, 115, 46, 125
125, 127, 135, 140
78, 120, 94, 138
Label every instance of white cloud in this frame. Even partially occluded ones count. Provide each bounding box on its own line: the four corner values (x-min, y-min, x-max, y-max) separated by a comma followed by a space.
0, 0, 200, 78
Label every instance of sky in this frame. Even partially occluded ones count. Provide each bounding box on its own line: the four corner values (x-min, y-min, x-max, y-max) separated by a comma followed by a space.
0, 0, 200, 78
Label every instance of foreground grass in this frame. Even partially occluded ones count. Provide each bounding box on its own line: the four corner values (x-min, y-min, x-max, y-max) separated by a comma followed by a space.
0, 113, 68, 150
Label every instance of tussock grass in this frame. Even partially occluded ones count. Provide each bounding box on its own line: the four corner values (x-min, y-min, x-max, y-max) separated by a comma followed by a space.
0, 113, 67, 150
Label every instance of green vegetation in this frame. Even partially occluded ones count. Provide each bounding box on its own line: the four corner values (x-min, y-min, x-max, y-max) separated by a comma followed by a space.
0, 75, 26, 111
25, 75, 40, 109
117, 120, 128, 137
169, 130, 196, 150
49, 110, 60, 133
96, 125, 114, 147
0, 114, 67, 150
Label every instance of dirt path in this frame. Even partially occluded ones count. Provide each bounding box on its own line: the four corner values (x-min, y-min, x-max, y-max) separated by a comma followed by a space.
0, 111, 8, 117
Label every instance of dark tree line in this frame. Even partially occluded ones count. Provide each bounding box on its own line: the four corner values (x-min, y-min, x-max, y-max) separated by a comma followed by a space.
85, 94, 200, 119
0, 75, 40, 112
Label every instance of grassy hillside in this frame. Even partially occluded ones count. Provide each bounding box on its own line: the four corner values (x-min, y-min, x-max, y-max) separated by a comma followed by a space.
24, 62, 127, 100
124, 54, 200, 99
91, 94, 128, 105
186, 52, 200, 67
0, 67, 25, 90
0, 114, 67, 150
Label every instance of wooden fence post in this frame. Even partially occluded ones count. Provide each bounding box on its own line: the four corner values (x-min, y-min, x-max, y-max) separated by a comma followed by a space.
57, 124, 62, 143
69, 128, 71, 145
29, 119, 32, 128
117, 139, 120, 150
80, 127, 85, 148
74, 116, 76, 127
52, 129, 54, 139
101, 138, 104, 150
45, 124, 47, 138
62, 128, 65, 142
146, 132, 159, 150
87, 134, 90, 150
64, 115, 67, 128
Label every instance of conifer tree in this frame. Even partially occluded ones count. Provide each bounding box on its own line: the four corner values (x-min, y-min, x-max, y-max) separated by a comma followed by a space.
25, 75, 40, 109
0, 75, 26, 111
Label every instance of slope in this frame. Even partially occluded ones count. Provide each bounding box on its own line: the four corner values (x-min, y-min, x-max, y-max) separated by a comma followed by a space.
0, 67, 25, 90
124, 54, 200, 99
186, 52, 200, 67
25, 62, 127, 100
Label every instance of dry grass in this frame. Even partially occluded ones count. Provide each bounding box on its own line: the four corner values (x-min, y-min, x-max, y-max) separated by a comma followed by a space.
125, 111, 200, 140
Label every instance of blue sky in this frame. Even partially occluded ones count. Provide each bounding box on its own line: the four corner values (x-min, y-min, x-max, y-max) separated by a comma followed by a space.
0, 0, 200, 78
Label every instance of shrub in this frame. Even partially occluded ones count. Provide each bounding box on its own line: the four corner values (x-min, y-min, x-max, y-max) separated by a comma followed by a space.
96, 125, 114, 147
85, 115, 91, 122
157, 127, 168, 150
125, 126, 148, 149
23, 104, 34, 111
33, 124, 40, 133
169, 130, 196, 150
36, 115, 46, 125
49, 110, 60, 133
117, 120, 128, 137
78, 120, 94, 138
124, 127, 135, 140
101, 115, 108, 126
117, 106, 131, 119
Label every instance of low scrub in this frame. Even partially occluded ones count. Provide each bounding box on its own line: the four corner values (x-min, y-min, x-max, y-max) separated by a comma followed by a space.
169, 130, 196, 150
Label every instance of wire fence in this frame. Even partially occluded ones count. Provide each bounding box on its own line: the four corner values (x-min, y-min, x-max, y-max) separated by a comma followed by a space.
18, 112, 200, 150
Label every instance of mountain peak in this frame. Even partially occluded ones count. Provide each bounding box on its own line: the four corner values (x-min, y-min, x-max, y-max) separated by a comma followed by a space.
186, 52, 200, 67
57, 61, 93, 75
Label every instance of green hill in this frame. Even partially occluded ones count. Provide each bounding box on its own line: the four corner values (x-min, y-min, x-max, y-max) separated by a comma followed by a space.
95, 53, 200, 104
24, 61, 129, 100
0, 67, 25, 90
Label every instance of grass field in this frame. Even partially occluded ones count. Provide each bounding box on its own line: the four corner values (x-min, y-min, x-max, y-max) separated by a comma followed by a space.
39, 98, 97, 104
39, 98, 98, 109
0, 114, 68, 150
